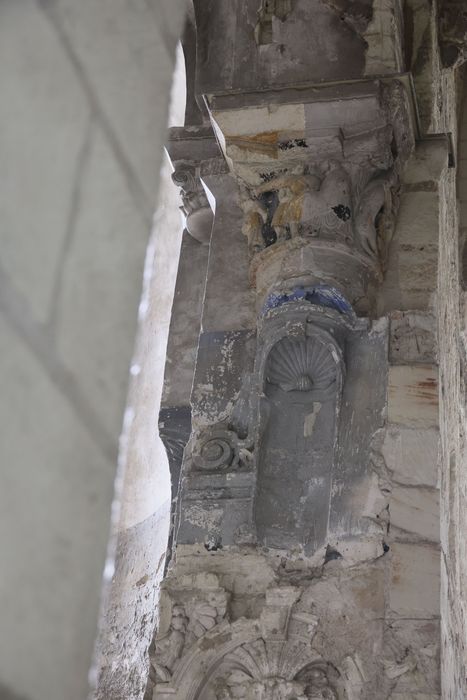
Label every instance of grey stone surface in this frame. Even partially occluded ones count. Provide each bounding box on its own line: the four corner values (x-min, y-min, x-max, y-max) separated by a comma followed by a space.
389, 311, 437, 364
162, 233, 210, 408
191, 330, 257, 427
194, 0, 377, 95
200, 174, 256, 333
0, 2, 187, 699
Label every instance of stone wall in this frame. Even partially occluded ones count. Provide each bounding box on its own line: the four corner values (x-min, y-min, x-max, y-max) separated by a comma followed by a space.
438, 72, 467, 700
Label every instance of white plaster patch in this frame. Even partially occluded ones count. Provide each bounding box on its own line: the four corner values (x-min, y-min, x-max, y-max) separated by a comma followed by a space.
184, 505, 223, 531
303, 402, 322, 437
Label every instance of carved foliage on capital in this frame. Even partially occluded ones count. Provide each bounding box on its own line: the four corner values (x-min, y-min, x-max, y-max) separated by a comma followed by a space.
149, 585, 229, 684
228, 81, 415, 275
241, 161, 398, 265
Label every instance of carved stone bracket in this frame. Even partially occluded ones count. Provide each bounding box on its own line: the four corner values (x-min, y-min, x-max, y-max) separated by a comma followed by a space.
166, 126, 227, 244
206, 78, 416, 309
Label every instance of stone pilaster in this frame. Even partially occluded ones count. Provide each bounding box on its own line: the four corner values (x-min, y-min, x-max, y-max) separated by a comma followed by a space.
148, 3, 450, 698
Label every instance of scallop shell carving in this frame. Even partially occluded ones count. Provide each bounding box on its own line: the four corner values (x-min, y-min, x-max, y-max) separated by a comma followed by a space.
266, 336, 339, 395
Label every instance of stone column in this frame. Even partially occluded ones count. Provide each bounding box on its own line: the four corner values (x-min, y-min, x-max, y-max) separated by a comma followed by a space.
148, 2, 450, 698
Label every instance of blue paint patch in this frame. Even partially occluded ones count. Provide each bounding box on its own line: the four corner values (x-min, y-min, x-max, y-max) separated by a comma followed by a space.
261, 284, 354, 317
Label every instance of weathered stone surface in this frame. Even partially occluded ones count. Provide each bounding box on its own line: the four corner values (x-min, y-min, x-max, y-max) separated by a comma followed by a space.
193, 0, 375, 94
162, 233, 209, 408
389, 485, 439, 542
380, 191, 439, 311
191, 330, 257, 427
389, 543, 440, 618
389, 312, 436, 364
147, 4, 458, 699
388, 365, 438, 428
382, 426, 439, 487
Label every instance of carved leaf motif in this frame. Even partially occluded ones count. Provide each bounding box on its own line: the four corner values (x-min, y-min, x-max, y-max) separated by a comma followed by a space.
266, 336, 339, 395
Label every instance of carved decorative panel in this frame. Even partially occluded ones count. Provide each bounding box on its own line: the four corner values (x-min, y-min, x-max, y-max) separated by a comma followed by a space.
255, 314, 345, 553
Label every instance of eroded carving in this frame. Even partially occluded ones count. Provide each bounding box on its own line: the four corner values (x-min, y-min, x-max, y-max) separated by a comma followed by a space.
242, 162, 397, 264
216, 674, 307, 699
213, 642, 339, 699
172, 164, 213, 243
152, 604, 188, 682
191, 424, 254, 472
150, 586, 229, 686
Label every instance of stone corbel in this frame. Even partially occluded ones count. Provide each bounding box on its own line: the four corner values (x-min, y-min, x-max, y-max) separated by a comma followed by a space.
166, 126, 227, 244
204, 78, 417, 312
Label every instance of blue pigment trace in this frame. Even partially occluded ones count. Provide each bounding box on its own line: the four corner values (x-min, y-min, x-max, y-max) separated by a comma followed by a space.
261, 284, 354, 317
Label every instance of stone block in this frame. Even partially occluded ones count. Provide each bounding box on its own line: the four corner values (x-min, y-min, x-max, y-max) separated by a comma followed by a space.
383, 425, 439, 487
192, 329, 257, 426
380, 191, 439, 312
389, 311, 436, 364
382, 426, 439, 487
390, 485, 439, 542
403, 139, 449, 185
162, 234, 209, 407
388, 365, 438, 428
389, 543, 440, 618
201, 176, 256, 332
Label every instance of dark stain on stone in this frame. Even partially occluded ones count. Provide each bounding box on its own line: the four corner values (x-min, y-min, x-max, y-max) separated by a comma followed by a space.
204, 535, 223, 551
260, 171, 277, 182
332, 204, 352, 221
324, 544, 343, 562
278, 138, 308, 150
258, 190, 279, 247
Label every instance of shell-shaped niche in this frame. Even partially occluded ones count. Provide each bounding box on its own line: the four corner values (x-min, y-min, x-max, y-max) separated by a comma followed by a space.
265, 335, 340, 398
